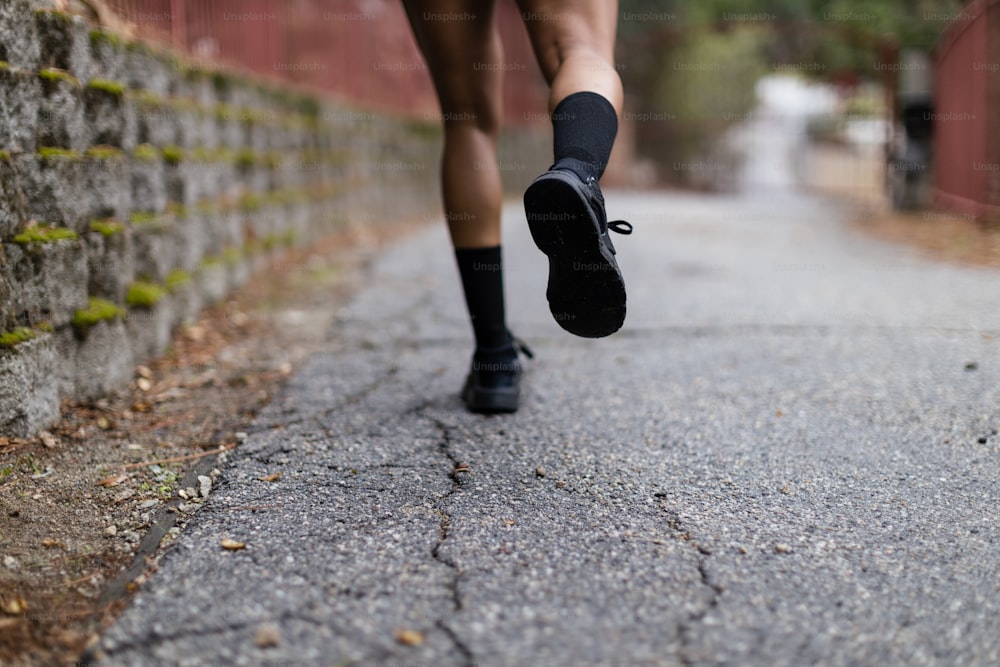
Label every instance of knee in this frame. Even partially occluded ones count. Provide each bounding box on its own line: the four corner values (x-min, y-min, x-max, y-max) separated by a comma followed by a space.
439, 95, 502, 137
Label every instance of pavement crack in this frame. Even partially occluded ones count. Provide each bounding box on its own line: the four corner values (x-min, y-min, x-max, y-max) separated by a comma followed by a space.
663, 510, 724, 667
425, 414, 475, 666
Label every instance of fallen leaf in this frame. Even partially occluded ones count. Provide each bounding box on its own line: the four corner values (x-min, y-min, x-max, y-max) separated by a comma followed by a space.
39, 431, 59, 449
395, 629, 425, 646
184, 325, 206, 342
2, 596, 27, 615
220, 538, 246, 551
97, 417, 113, 430
136, 365, 153, 379
97, 474, 128, 488
41, 538, 65, 549
257, 472, 282, 482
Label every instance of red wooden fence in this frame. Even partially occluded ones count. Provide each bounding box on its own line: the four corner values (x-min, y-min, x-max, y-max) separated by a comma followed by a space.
933, 0, 1000, 221
104, 0, 549, 123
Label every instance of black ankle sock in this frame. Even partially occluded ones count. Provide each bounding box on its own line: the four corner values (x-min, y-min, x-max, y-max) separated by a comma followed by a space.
454, 246, 510, 350
551, 91, 618, 182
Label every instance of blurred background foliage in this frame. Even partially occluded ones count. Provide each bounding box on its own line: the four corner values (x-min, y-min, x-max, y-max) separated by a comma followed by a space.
617, 0, 966, 185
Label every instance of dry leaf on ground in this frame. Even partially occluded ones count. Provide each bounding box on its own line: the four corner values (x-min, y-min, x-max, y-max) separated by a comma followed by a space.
220, 538, 246, 551
96, 474, 128, 488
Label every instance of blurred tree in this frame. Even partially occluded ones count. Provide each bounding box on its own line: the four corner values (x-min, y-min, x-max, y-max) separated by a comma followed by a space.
616, 0, 965, 185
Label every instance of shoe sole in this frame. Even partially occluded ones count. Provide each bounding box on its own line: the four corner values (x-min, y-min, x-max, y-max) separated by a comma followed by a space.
461, 376, 519, 414
524, 171, 626, 338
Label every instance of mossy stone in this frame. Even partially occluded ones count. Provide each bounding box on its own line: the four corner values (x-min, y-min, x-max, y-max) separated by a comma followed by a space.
13, 226, 79, 244
126, 281, 166, 308
72, 297, 124, 332
0, 327, 37, 349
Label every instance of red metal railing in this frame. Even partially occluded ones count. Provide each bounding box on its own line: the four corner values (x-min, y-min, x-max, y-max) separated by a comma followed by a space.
103, 0, 549, 123
933, 0, 1000, 221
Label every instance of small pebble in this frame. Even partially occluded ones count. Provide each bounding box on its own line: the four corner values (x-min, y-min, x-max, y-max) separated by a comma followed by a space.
198, 475, 212, 498
535, 467, 546, 478
104, 525, 118, 537
775, 543, 792, 554
254, 623, 282, 648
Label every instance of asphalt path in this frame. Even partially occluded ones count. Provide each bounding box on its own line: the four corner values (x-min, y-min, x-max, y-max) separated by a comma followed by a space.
100, 189, 1000, 666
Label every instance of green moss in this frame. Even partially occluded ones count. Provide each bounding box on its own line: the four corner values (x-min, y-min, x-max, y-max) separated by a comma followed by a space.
0, 150, 10, 163
239, 193, 263, 213
294, 96, 321, 119
210, 71, 231, 94
214, 103, 236, 121
90, 30, 123, 49
13, 225, 78, 244
126, 281, 166, 308
222, 247, 243, 265
199, 255, 222, 268
190, 146, 224, 163
35, 8, 73, 20
234, 148, 257, 169
125, 39, 153, 55
129, 211, 160, 225
166, 202, 188, 218
161, 145, 184, 165
133, 144, 159, 162
165, 269, 192, 292
86, 145, 124, 160
135, 90, 164, 108
0, 61, 9, 70
38, 147, 81, 162
37, 321, 54, 333
0, 327, 37, 349
87, 78, 126, 97
39, 68, 79, 87
72, 297, 124, 331
208, 147, 233, 164
88, 219, 124, 236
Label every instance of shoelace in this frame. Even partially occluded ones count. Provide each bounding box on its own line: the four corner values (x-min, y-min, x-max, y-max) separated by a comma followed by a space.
608, 220, 633, 235
512, 335, 534, 360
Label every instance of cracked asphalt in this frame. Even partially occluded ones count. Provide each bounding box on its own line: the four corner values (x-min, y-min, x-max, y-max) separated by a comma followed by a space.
99, 189, 1000, 666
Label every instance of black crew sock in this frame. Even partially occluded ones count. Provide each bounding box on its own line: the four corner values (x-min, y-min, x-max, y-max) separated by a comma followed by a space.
454, 246, 510, 351
551, 91, 619, 182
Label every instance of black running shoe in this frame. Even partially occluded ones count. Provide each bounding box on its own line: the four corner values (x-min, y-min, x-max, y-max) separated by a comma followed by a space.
461, 335, 533, 414
523, 169, 633, 338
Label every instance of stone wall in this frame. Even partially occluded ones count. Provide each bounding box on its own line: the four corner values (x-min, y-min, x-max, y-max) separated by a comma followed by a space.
0, 0, 468, 436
